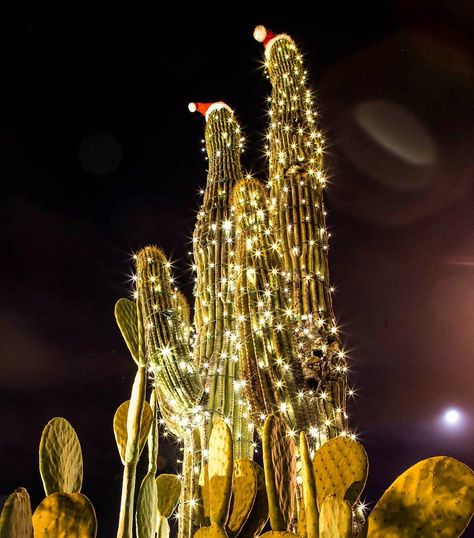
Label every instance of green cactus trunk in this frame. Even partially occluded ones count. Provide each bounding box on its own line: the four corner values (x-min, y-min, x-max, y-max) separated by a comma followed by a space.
263, 35, 347, 442
178, 429, 202, 538
192, 106, 253, 458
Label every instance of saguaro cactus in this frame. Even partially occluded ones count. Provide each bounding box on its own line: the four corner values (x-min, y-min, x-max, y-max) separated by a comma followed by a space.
189, 101, 254, 461
231, 26, 349, 443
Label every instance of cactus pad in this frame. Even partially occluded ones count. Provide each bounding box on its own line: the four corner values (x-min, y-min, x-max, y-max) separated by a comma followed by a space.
209, 419, 233, 525
313, 436, 368, 508
300, 432, 319, 538
157, 516, 170, 538
32, 492, 97, 537
115, 298, 141, 365
0, 487, 33, 538
39, 417, 83, 496
366, 456, 474, 537
156, 474, 181, 518
262, 415, 296, 531
297, 499, 307, 538
239, 464, 269, 538
319, 496, 352, 538
113, 399, 153, 464
136, 472, 158, 538
227, 459, 257, 537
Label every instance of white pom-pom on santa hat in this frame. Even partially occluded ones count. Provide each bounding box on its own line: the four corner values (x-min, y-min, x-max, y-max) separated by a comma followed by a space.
188, 102, 197, 113
253, 25, 267, 43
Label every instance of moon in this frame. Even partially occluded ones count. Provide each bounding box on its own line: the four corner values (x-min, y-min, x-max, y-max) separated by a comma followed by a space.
443, 408, 462, 427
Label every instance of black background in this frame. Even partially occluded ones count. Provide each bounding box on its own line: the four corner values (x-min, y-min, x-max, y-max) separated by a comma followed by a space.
1, 3, 473, 536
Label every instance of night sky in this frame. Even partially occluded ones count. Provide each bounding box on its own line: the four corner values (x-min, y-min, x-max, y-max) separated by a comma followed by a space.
1, 3, 473, 536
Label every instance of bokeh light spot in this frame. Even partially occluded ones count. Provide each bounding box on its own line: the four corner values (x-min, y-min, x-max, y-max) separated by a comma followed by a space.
354, 100, 437, 168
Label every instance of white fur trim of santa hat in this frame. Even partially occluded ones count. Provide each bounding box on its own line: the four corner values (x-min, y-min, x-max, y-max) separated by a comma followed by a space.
264, 34, 294, 58
205, 102, 234, 121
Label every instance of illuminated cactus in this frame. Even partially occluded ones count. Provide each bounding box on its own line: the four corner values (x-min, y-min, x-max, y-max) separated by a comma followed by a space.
189, 101, 254, 461
239, 25, 348, 443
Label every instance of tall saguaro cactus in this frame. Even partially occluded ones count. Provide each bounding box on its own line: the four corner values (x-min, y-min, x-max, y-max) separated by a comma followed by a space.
190, 101, 254, 461
234, 25, 349, 443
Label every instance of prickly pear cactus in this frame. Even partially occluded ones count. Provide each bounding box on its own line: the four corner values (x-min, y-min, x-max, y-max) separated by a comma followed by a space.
297, 499, 307, 538
157, 516, 171, 538
208, 419, 233, 526
32, 492, 97, 537
113, 399, 153, 464
227, 459, 257, 537
136, 472, 158, 538
115, 297, 141, 365
313, 436, 368, 508
238, 464, 269, 538
319, 495, 352, 538
0, 487, 33, 538
156, 474, 181, 518
262, 415, 296, 531
366, 456, 474, 538
39, 417, 83, 496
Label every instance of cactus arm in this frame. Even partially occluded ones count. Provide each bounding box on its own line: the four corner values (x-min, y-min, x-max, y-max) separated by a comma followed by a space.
136, 246, 203, 419
116, 300, 149, 538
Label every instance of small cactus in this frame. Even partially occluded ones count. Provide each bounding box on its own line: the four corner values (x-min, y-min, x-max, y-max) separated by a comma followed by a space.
238, 464, 269, 538
319, 496, 352, 538
156, 474, 182, 518
365, 456, 474, 537
208, 419, 234, 526
227, 459, 257, 537
0, 487, 33, 538
262, 415, 296, 532
136, 472, 158, 538
115, 297, 142, 366
32, 492, 97, 537
312, 436, 368, 509
39, 417, 83, 496
113, 399, 153, 465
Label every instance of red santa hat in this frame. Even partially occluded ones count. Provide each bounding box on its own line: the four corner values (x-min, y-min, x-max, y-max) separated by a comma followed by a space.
188, 101, 234, 121
253, 25, 293, 57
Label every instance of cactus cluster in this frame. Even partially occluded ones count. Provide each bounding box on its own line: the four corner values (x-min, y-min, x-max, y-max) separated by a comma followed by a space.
0, 417, 97, 538
1, 23, 473, 538
113, 23, 351, 538
195, 416, 474, 538
195, 419, 268, 538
